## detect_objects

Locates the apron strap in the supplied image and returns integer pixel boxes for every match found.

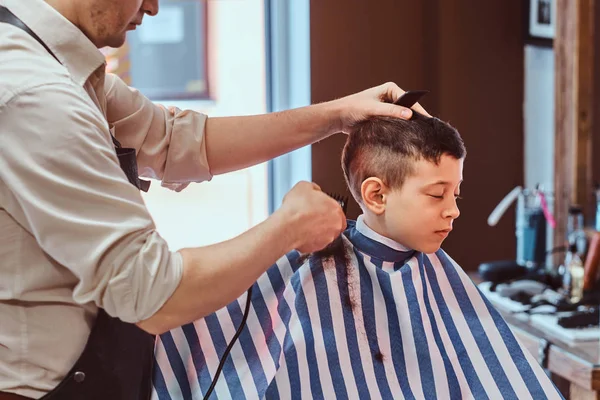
[0,7,155,399]
[0,5,150,192]
[0,6,60,63]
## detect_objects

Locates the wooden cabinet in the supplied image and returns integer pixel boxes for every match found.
[495,305,599,399]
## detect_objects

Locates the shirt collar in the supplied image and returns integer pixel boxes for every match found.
[356,215,412,252]
[344,215,415,263]
[2,0,106,86]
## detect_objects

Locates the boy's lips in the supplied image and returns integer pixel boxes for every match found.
[435,228,452,237]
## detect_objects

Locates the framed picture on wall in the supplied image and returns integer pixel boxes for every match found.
[525,0,555,47]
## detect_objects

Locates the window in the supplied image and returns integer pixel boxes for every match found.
[104,0,269,250]
[265,0,312,212]
[102,0,312,250]
[103,0,209,100]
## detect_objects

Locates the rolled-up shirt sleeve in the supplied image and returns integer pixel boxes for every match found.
[0,81,183,323]
[104,73,212,191]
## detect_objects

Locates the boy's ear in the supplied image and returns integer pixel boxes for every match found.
[361,177,388,215]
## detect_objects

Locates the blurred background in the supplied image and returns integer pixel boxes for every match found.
[99,2,600,395]
[102,0,600,275]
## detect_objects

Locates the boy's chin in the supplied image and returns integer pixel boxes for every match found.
[415,242,442,254]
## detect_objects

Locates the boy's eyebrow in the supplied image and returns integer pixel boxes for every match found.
[425,180,463,187]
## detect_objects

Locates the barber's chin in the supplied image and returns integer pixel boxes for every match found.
[103,34,127,49]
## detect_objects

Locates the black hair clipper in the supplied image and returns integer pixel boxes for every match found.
[327,192,349,215]
[296,192,349,266]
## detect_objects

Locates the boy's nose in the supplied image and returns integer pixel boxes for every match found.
[444,202,460,220]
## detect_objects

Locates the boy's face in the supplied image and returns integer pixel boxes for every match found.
[382,154,463,253]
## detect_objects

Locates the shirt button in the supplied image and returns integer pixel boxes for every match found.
[74,371,86,383]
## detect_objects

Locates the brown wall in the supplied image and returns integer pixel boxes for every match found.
[310,0,525,271]
[593,4,600,213]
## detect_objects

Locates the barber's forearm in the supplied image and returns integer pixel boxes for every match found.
[205,102,341,175]
[136,208,296,335]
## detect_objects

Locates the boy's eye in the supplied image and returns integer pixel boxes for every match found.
[428,194,463,200]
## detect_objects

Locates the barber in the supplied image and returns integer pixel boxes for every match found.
[0,0,426,398]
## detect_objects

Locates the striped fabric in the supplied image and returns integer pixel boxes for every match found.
[153,217,563,399]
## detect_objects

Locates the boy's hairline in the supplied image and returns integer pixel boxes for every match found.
[350,153,465,204]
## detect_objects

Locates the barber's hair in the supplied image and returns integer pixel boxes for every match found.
[341,113,466,203]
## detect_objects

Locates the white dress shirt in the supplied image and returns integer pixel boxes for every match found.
[0,0,213,397]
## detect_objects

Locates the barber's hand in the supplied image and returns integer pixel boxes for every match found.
[332,82,431,133]
[279,181,347,253]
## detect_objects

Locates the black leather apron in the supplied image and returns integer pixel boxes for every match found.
[1,6,155,399]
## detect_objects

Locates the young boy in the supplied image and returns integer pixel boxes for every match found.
[152,115,562,399]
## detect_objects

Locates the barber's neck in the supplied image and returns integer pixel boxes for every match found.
[44,0,80,27]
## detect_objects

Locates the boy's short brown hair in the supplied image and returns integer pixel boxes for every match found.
[341,114,466,203]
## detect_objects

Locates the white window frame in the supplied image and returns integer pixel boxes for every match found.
[265,0,312,213]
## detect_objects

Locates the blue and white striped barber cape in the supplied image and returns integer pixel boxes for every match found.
[153,215,563,399]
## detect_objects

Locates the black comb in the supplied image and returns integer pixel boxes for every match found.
[393,90,431,121]
[393,90,429,108]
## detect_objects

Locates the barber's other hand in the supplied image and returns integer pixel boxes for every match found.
[279,181,347,254]
[332,82,431,133]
